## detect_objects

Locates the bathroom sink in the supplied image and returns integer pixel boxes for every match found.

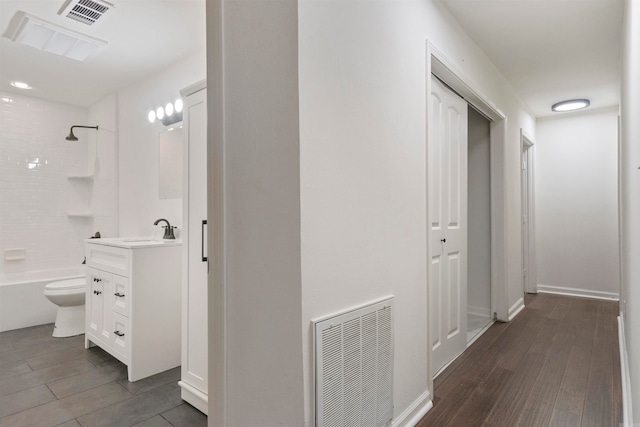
[86,237,181,249]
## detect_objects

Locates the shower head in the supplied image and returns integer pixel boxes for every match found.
[65,125,98,141]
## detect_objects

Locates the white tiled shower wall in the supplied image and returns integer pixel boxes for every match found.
[0,92,91,278]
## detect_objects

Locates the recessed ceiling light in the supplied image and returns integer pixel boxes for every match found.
[551,99,590,112]
[2,97,14,103]
[10,81,31,90]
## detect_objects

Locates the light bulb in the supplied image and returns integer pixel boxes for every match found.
[174,99,183,113]
[148,110,156,123]
[156,106,165,120]
[165,102,174,116]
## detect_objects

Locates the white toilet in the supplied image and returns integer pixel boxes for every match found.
[43,278,86,337]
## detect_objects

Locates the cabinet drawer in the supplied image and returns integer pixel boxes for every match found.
[111,275,129,317]
[87,244,129,277]
[111,312,129,360]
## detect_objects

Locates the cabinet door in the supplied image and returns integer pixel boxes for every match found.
[87,269,103,338]
[87,268,112,344]
[184,87,208,392]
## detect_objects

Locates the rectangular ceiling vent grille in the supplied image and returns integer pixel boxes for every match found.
[58,0,114,26]
[3,11,108,62]
[314,297,394,427]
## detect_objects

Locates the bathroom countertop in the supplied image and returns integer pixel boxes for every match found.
[85,237,182,249]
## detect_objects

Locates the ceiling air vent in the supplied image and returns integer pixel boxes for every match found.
[3,11,108,62]
[58,0,114,26]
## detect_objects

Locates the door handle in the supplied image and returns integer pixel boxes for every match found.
[441,238,446,243]
[202,219,208,262]
[114,331,125,337]
[114,293,125,297]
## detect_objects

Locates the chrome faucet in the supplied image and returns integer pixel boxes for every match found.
[153,218,176,239]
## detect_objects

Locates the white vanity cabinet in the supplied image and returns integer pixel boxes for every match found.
[179,80,208,413]
[85,239,181,382]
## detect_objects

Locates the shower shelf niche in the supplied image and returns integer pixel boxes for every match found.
[67,173,94,219]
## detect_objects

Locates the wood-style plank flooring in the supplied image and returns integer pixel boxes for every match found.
[0,324,207,427]
[418,293,622,427]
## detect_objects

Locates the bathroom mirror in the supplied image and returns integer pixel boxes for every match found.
[158,126,183,199]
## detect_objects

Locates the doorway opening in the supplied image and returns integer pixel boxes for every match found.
[467,106,492,345]
[521,130,537,294]
[426,41,509,386]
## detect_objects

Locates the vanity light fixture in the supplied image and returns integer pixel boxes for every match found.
[10,81,31,89]
[551,99,590,112]
[147,99,183,126]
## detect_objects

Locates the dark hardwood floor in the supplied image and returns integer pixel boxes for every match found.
[418,293,622,427]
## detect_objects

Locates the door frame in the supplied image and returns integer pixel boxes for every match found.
[521,130,537,294]
[426,41,509,389]
[207,1,226,425]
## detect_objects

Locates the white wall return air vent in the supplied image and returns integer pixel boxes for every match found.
[313,297,394,427]
[58,0,114,26]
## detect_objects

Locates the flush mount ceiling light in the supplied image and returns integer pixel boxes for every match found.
[2,11,108,62]
[551,99,590,112]
[10,81,31,89]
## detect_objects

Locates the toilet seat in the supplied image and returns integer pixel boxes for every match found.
[45,278,85,292]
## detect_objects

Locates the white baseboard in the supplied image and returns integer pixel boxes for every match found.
[508,297,525,321]
[392,390,432,427]
[537,284,619,301]
[178,380,208,415]
[618,315,634,427]
[467,305,491,318]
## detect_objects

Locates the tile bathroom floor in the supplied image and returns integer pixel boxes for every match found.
[0,324,206,427]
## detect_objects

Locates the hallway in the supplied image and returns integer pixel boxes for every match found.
[418,293,622,426]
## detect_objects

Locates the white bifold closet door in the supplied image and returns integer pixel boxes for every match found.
[429,75,468,376]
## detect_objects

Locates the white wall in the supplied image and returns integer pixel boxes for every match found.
[299,1,535,424]
[468,107,492,316]
[620,0,640,421]
[0,92,88,278]
[206,0,535,424]
[535,107,620,299]
[118,50,205,237]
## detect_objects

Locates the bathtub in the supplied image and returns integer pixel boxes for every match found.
[0,267,86,332]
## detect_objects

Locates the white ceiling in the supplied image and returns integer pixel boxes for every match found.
[0,0,206,107]
[440,0,624,117]
[0,0,623,117]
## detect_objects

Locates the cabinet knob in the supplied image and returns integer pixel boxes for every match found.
[114,331,125,337]
[114,293,125,298]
